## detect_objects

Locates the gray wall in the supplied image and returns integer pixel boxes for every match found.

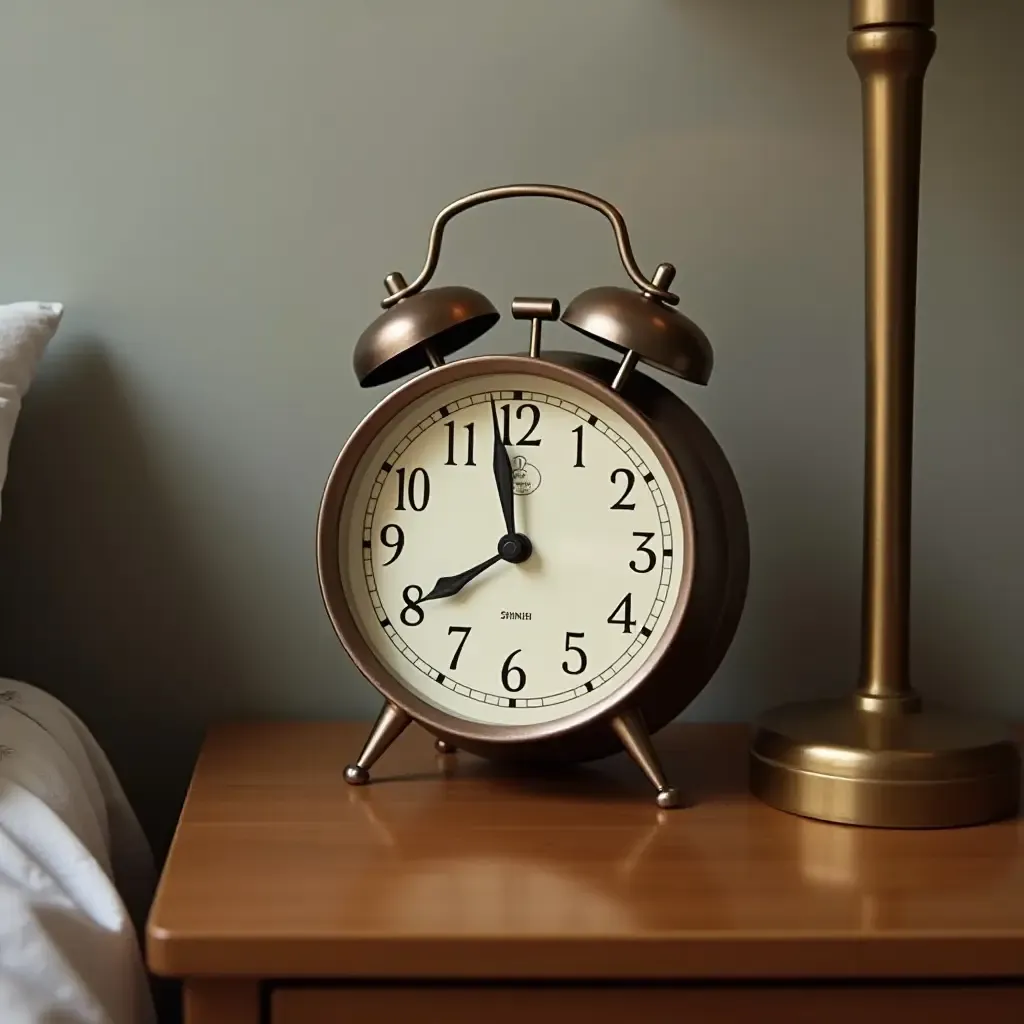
[1,0,1021,848]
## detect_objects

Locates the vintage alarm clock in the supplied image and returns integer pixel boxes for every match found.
[317,185,749,807]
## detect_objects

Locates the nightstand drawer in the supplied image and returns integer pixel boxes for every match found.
[271,984,1024,1023]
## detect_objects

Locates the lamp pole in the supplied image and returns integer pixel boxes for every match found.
[849,0,933,712]
[748,0,1020,829]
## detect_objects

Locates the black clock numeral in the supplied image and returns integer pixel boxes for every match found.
[571,424,585,468]
[447,625,471,670]
[444,420,476,466]
[562,632,588,675]
[379,524,405,565]
[630,531,657,573]
[501,649,527,692]
[395,467,430,511]
[610,468,636,510]
[400,584,425,626]
[500,403,542,446]
[607,593,637,634]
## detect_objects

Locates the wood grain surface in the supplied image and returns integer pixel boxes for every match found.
[146,722,1024,981]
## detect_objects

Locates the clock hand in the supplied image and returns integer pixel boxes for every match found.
[490,397,516,536]
[422,552,503,602]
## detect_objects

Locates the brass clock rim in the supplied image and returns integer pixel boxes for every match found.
[316,354,699,748]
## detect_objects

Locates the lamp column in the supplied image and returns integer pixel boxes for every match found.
[747,0,1020,828]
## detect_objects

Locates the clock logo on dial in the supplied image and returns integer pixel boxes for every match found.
[511,454,541,496]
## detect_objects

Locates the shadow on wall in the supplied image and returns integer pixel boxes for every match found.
[0,336,250,854]
[687,449,863,720]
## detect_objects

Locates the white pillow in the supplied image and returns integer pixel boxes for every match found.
[0,301,63,519]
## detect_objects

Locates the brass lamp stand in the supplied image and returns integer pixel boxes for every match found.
[749,0,1021,827]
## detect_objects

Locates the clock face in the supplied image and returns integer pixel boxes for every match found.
[338,367,687,728]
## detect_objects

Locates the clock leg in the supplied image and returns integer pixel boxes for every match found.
[434,738,458,755]
[610,709,682,809]
[344,702,411,785]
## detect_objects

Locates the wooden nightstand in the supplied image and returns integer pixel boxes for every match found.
[146,722,1024,1023]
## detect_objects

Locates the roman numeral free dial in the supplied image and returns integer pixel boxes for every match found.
[346,372,683,727]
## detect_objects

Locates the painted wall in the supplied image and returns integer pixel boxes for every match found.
[1,0,1021,847]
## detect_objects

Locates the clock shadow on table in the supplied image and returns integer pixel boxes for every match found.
[367,726,742,806]
[344,734,732,933]
[369,759,646,803]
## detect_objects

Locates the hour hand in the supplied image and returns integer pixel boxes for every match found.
[422,553,502,602]
[491,398,516,536]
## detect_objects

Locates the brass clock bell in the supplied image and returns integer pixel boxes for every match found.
[352,184,712,392]
[318,185,749,807]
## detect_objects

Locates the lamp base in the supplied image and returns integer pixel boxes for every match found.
[750,698,1021,828]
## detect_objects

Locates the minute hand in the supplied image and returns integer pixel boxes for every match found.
[491,398,516,535]
[422,553,502,602]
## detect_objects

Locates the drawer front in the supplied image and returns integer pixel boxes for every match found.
[272,984,1024,1024]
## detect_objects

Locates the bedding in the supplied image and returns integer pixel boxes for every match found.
[0,301,63,517]
[2,301,154,1020]
[0,681,156,1023]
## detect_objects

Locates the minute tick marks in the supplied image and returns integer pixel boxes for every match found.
[353,375,682,724]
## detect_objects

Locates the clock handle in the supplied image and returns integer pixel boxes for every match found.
[355,182,710,390]
[378,184,680,310]
[610,708,682,810]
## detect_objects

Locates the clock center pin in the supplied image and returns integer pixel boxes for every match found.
[498,533,532,565]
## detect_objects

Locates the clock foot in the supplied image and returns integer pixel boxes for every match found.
[656,786,682,810]
[610,709,683,809]
[434,738,458,755]
[344,702,412,786]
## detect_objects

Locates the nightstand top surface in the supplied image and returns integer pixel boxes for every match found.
[146,721,1024,980]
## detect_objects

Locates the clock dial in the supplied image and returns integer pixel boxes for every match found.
[340,371,687,727]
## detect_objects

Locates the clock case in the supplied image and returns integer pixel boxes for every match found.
[317,185,750,807]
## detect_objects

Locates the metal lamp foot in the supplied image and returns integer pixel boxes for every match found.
[434,738,458,755]
[344,702,411,785]
[610,709,682,809]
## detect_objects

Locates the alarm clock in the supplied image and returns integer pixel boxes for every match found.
[317,185,749,807]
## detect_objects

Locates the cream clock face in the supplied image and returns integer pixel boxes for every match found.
[340,370,686,727]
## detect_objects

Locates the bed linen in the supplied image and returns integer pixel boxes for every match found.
[0,680,156,1023]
